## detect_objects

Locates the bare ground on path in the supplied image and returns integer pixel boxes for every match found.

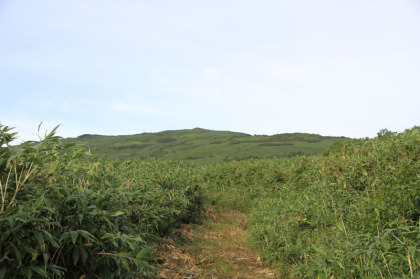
[154,206,277,279]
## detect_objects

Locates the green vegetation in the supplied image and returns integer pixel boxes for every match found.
[200,127,420,278]
[1,122,418,278]
[0,124,201,278]
[66,128,349,164]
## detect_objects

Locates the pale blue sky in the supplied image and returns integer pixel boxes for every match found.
[1,0,419,142]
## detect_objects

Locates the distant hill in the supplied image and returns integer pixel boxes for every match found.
[65,128,350,164]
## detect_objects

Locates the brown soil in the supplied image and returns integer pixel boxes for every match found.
[153,206,277,279]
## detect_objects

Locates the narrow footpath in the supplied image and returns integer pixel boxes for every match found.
[154,206,277,279]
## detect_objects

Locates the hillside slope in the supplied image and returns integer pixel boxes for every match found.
[66,128,349,163]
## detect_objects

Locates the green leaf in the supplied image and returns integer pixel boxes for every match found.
[80,246,88,264]
[42,252,49,266]
[59,232,69,242]
[361,167,368,176]
[132,236,143,242]
[136,246,153,260]
[111,211,125,217]
[34,194,44,208]
[73,247,80,265]
[374,208,380,218]
[120,257,130,271]
[30,266,48,278]
[48,265,65,277]
[34,231,44,249]
[78,230,96,242]
[312,244,327,256]
[70,231,78,245]
[408,246,416,258]
[42,230,58,248]
[336,219,345,232]
[101,233,114,240]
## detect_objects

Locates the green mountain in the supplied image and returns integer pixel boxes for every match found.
[67,128,350,164]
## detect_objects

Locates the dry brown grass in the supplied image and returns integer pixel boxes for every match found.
[153,206,277,279]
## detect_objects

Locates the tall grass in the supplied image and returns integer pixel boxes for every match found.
[0,123,201,278]
[2,122,418,278]
[200,127,420,278]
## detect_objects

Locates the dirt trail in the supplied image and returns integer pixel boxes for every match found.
[154,206,277,279]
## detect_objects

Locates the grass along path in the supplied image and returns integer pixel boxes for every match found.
[154,206,277,279]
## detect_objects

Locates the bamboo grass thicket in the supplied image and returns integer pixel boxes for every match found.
[199,127,419,278]
[1,123,418,278]
[0,123,202,278]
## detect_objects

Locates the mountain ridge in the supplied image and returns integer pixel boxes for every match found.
[66,128,350,164]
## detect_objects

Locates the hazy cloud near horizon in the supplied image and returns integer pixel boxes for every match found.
[1,0,419,142]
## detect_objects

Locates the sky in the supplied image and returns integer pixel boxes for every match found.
[1,0,419,142]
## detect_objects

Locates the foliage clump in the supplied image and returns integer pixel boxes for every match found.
[2,122,419,278]
[199,127,420,278]
[0,123,201,278]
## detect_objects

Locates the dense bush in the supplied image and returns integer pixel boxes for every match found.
[200,127,420,278]
[2,122,418,278]
[0,124,201,278]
